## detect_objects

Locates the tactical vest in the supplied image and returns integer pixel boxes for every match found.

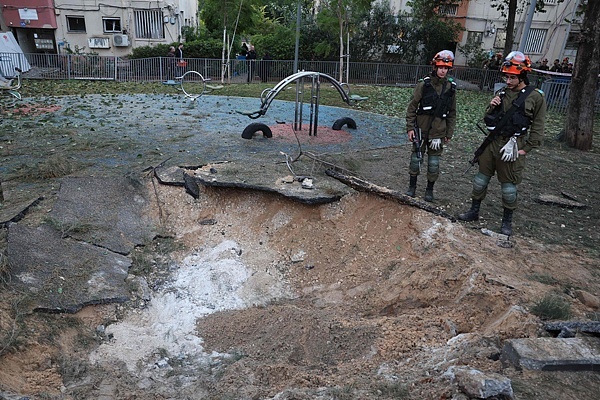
[484,86,535,137]
[417,76,456,119]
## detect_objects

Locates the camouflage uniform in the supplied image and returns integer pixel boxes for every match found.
[472,87,546,210]
[405,74,457,183]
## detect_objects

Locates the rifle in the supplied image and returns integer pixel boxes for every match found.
[413,124,424,163]
[464,86,535,174]
[463,122,494,174]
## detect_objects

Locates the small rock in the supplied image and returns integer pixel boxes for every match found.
[574,290,600,309]
[447,366,513,399]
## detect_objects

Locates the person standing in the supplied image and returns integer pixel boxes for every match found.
[246,45,257,83]
[549,59,561,72]
[405,50,457,202]
[175,43,186,75]
[458,51,546,236]
[166,46,176,80]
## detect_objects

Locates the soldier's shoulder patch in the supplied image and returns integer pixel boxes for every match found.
[535,88,545,96]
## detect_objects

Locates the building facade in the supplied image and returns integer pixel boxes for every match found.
[388,0,582,66]
[0,0,198,56]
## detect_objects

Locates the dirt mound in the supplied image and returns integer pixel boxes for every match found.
[1,182,599,399]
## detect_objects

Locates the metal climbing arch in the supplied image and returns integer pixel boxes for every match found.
[238,71,367,137]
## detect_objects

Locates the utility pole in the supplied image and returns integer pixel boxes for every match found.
[293,1,301,74]
[518,0,537,53]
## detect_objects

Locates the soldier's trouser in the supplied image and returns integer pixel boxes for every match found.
[473,140,526,209]
[409,141,443,182]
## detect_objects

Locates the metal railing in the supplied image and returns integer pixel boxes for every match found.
[1,52,598,114]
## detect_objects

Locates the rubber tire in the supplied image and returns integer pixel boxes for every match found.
[332,117,357,130]
[241,123,273,139]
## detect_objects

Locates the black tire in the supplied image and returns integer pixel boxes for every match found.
[241,123,272,139]
[332,117,357,130]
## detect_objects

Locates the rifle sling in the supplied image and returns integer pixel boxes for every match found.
[471,85,535,164]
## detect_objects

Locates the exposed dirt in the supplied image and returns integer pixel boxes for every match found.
[1,94,599,399]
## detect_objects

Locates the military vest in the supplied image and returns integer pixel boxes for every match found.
[417,76,456,119]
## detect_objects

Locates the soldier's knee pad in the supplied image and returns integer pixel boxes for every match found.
[409,153,421,174]
[473,172,491,195]
[501,182,518,205]
[427,155,440,175]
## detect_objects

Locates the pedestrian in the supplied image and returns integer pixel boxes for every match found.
[566,62,574,74]
[175,43,186,75]
[549,59,561,72]
[405,50,457,202]
[166,46,176,80]
[175,43,184,59]
[487,52,503,70]
[458,51,546,236]
[537,58,549,71]
[246,45,257,83]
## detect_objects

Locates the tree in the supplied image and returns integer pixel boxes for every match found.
[350,1,402,61]
[565,0,600,150]
[393,0,462,65]
[316,0,372,81]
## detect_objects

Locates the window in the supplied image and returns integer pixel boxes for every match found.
[493,28,506,49]
[103,18,121,33]
[134,9,164,39]
[438,3,459,16]
[524,28,547,53]
[466,31,483,44]
[66,16,86,32]
[565,31,580,50]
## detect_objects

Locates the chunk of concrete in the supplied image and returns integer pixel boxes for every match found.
[8,223,131,313]
[444,366,513,399]
[502,337,600,371]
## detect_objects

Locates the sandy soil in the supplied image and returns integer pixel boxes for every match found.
[1,94,599,399]
[1,182,599,399]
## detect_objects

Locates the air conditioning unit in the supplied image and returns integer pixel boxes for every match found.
[113,34,130,47]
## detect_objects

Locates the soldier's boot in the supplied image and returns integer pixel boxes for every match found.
[458,199,481,221]
[406,176,417,197]
[501,208,513,236]
[424,181,435,202]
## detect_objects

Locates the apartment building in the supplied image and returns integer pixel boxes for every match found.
[388,0,582,66]
[0,0,198,56]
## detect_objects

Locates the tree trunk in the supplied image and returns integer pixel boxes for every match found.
[565,0,600,151]
[503,0,518,55]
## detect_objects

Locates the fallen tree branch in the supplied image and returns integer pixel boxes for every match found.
[325,169,457,222]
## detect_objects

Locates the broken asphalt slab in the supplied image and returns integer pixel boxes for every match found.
[7,176,158,313]
[47,176,157,254]
[8,223,131,313]
[501,336,600,371]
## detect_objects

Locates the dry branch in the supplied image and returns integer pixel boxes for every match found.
[325,169,457,222]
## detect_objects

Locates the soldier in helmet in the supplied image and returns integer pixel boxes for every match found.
[405,50,457,202]
[458,51,546,236]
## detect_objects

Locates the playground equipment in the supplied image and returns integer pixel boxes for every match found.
[1,67,22,104]
[163,70,223,103]
[238,71,367,139]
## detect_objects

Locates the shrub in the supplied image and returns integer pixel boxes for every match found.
[530,293,572,320]
[130,38,223,59]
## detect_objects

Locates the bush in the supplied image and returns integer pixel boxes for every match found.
[530,293,572,321]
[130,38,224,59]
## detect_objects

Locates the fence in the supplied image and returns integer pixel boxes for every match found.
[1,52,598,114]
